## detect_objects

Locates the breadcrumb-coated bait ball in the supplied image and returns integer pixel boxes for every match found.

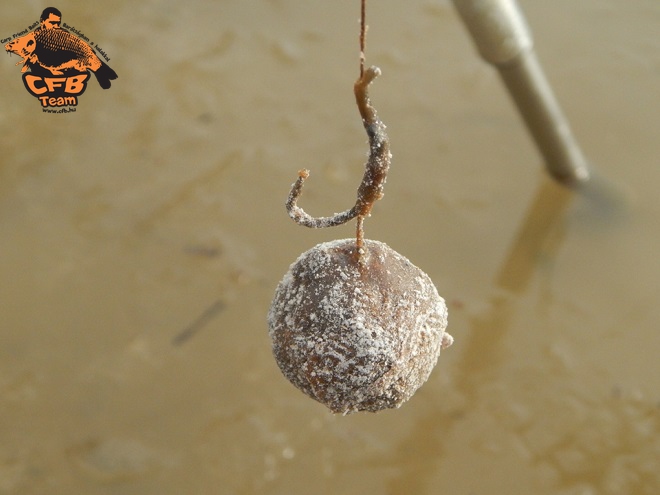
[268,239,453,414]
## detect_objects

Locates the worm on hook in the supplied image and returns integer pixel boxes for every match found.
[286,66,391,250]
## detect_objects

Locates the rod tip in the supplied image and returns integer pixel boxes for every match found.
[549,163,591,189]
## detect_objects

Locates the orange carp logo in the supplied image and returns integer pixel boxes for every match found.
[3,7,117,113]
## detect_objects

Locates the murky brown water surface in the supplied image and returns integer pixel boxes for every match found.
[1,1,659,494]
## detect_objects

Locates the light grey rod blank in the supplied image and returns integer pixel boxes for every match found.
[452,0,590,186]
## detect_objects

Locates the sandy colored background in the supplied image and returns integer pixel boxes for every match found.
[1,1,659,494]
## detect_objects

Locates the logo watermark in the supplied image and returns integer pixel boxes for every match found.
[3,7,117,112]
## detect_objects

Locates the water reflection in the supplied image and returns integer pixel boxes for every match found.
[388,176,575,493]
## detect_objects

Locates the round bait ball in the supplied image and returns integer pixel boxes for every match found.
[268,239,453,414]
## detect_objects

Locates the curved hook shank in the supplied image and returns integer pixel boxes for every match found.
[354,66,391,216]
[286,169,359,228]
[285,65,391,232]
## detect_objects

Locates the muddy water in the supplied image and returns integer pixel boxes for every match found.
[1,1,659,494]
